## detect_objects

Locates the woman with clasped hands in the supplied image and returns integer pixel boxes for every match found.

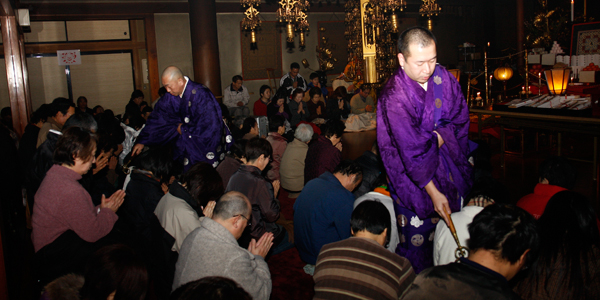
[32,127,126,286]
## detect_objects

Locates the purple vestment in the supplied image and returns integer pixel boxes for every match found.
[136,79,232,169]
[377,65,472,272]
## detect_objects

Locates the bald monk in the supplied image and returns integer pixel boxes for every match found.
[132,66,232,169]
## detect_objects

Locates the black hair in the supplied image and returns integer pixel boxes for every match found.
[51,97,75,117]
[268,115,285,132]
[64,112,98,133]
[538,156,576,189]
[259,85,271,97]
[464,176,509,206]
[290,62,300,70]
[130,146,174,183]
[54,126,97,166]
[0,107,10,118]
[158,87,167,97]
[80,244,148,300]
[308,86,322,98]
[245,137,272,162]
[77,96,87,105]
[232,75,243,82]
[467,204,539,268]
[181,162,224,208]
[331,86,349,101]
[397,26,437,56]
[333,160,363,183]
[141,106,153,114]
[519,191,600,299]
[360,83,372,92]
[309,72,319,80]
[229,139,247,160]
[31,104,52,124]
[93,105,104,114]
[290,88,305,101]
[130,90,144,100]
[240,117,257,136]
[351,200,391,241]
[321,119,345,139]
[170,277,252,300]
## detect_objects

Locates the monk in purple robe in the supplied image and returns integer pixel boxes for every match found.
[132,66,232,170]
[377,27,472,272]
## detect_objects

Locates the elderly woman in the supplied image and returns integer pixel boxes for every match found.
[279,123,314,194]
[32,127,125,286]
[155,162,225,252]
[288,89,308,127]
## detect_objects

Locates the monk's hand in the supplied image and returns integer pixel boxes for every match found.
[101,190,126,213]
[433,130,445,148]
[201,201,216,219]
[131,144,144,156]
[425,181,451,225]
[177,123,183,135]
[249,232,274,259]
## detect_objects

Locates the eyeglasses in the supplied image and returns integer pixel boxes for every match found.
[235,214,251,227]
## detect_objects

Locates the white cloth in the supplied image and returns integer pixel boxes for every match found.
[119,123,143,165]
[154,191,201,252]
[353,191,399,253]
[433,205,484,266]
[344,112,377,132]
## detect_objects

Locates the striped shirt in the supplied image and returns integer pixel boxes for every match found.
[313,237,416,300]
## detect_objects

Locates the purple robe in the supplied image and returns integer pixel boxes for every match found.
[136,79,232,169]
[377,65,472,219]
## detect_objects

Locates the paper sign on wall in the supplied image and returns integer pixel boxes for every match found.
[57,50,81,65]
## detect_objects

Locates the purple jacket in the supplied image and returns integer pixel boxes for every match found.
[136,79,232,169]
[304,135,341,184]
[377,65,472,218]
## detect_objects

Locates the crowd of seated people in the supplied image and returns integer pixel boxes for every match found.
[2,74,599,300]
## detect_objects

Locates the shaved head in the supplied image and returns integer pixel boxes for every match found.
[397,26,437,58]
[161,66,186,96]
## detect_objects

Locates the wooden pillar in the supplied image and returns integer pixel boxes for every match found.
[144,15,160,102]
[516,0,525,68]
[1,13,31,136]
[188,0,222,97]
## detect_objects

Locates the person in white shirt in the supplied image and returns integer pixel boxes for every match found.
[223,75,250,119]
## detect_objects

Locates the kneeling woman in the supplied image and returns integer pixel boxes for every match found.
[32,127,125,286]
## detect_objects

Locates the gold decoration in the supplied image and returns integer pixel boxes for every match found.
[241,0,261,50]
[276,0,310,48]
[419,0,441,31]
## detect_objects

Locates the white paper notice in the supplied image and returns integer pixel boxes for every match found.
[57,50,81,65]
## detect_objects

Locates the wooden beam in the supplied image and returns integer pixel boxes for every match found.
[25,40,146,55]
[24,3,189,20]
[144,15,160,102]
[0,0,14,17]
[2,15,30,136]
[130,20,143,91]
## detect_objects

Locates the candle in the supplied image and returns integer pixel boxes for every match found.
[538,72,542,95]
[489,75,493,86]
[571,0,574,22]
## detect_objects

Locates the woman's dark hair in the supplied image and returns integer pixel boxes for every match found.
[32,104,52,124]
[538,156,576,190]
[130,146,174,183]
[240,117,257,135]
[519,191,600,299]
[93,105,104,114]
[122,112,145,130]
[54,127,97,166]
[321,119,345,139]
[468,204,539,268]
[130,89,144,100]
[331,86,349,101]
[259,85,271,97]
[181,162,224,208]
[268,115,285,132]
[170,277,251,300]
[308,86,322,98]
[79,244,148,300]
[245,137,272,162]
[351,200,391,241]
[290,88,304,101]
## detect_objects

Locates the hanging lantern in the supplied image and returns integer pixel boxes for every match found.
[544,68,571,95]
[493,66,513,81]
[299,31,306,49]
[286,23,294,42]
[250,30,257,50]
[391,14,399,33]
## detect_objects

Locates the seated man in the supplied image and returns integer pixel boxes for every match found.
[350,84,375,115]
[433,176,508,266]
[223,75,250,119]
[402,204,539,300]
[280,62,307,97]
[265,115,287,181]
[517,156,576,219]
[353,176,399,253]
[226,137,291,254]
[279,123,313,195]
[173,191,273,300]
[304,119,345,184]
[314,200,416,300]
[294,160,363,266]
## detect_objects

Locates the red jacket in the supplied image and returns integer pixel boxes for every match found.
[253,99,268,116]
[517,183,566,219]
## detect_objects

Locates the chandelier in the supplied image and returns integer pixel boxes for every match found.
[419,0,441,31]
[345,0,405,85]
[241,0,261,50]
[276,0,311,49]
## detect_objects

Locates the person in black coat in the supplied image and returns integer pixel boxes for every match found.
[353,142,384,199]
